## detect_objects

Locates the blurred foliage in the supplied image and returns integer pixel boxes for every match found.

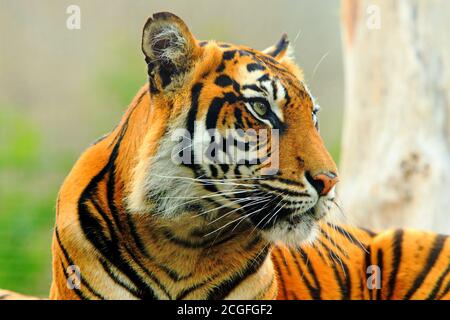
[95,40,146,108]
[0,106,55,296]
[0,109,40,170]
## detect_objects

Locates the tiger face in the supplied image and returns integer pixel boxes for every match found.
[129,12,338,246]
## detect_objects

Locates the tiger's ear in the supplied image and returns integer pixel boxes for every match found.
[263,34,303,79]
[142,12,202,93]
[263,33,293,62]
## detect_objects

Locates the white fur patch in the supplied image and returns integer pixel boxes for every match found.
[263,219,318,248]
[150,24,187,65]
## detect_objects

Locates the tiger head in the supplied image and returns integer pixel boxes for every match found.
[128,12,338,247]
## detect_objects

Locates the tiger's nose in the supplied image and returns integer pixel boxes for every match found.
[306,172,339,196]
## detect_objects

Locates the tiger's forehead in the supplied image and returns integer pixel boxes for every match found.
[200,41,288,77]
[197,40,314,110]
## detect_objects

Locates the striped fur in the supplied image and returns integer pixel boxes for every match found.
[273,224,450,300]
[3,224,450,300]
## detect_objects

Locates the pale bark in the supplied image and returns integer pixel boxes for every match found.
[340,0,450,233]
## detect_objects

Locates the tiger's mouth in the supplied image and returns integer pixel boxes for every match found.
[257,206,322,247]
[234,193,327,246]
[245,201,323,230]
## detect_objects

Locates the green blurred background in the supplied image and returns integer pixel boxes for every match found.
[0,0,343,296]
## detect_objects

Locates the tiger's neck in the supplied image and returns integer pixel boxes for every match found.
[53,199,278,299]
[125,213,278,299]
[51,86,278,300]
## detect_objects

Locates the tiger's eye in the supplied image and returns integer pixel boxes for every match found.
[252,102,268,117]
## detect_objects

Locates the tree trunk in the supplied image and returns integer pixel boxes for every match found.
[340,0,450,233]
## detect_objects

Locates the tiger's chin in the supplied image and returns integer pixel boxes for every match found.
[261,214,319,248]
[256,203,329,248]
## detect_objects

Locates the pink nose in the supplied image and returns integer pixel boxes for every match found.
[308,172,339,196]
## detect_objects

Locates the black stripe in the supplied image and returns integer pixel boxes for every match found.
[358,269,366,299]
[77,130,159,299]
[293,248,321,299]
[84,196,165,297]
[234,107,245,130]
[271,253,288,298]
[289,290,299,300]
[275,247,291,276]
[55,228,105,300]
[245,235,264,251]
[365,244,375,300]
[99,259,141,298]
[123,244,172,298]
[257,74,270,83]
[94,101,187,296]
[311,241,327,264]
[272,80,279,102]
[317,239,351,300]
[60,260,86,300]
[176,272,222,300]
[439,278,450,299]
[89,197,115,241]
[161,228,236,249]
[376,249,383,300]
[207,246,269,299]
[186,83,202,144]
[320,228,349,258]
[269,35,288,58]
[185,83,203,178]
[242,84,264,93]
[264,176,304,188]
[215,75,233,87]
[126,212,151,259]
[427,263,450,300]
[127,216,193,282]
[247,63,266,72]
[216,62,225,73]
[259,182,310,198]
[206,93,238,130]
[326,223,364,248]
[106,163,123,233]
[404,234,447,300]
[209,164,218,177]
[361,227,377,237]
[219,164,229,175]
[222,50,236,60]
[386,230,403,300]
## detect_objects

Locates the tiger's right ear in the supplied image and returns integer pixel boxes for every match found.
[142,12,202,93]
[263,33,292,62]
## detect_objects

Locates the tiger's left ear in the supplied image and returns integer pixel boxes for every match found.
[263,34,293,62]
[142,12,202,93]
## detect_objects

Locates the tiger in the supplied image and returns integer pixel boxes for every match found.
[1,12,450,300]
